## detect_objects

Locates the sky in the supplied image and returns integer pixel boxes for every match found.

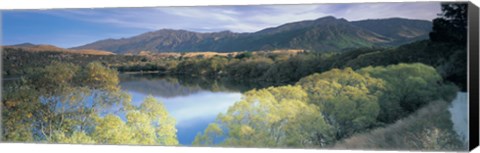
[1,2,442,48]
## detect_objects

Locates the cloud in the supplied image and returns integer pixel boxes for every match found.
[246,5,330,26]
[315,2,441,21]
[4,2,442,47]
[41,2,440,33]
[42,8,173,30]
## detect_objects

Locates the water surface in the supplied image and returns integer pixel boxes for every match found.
[119,74,245,145]
[448,92,468,144]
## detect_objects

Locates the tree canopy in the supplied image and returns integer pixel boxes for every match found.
[193,85,333,148]
[194,63,458,148]
[429,3,468,44]
[2,62,179,145]
[296,68,384,139]
[358,63,458,123]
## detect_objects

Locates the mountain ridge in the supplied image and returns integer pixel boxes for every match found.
[72,16,433,54]
[4,43,115,55]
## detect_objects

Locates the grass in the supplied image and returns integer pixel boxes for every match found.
[140,49,304,59]
[3,45,115,55]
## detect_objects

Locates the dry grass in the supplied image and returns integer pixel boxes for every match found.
[334,101,466,151]
[69,49,115,55]
[3,45,115,55]
[142,49,304,59]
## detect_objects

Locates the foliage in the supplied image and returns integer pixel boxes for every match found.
[1,62,178,145]
[193,62,458,149]
[192,123,224,146]
[1,3,468,148]
[91,96,178,145]
[358,63,458,123]
[429,3,468,44]
[193,85,333,148]
[428,2,468,91]
[79,62,120,91]
[2,47,144,76]
[297,68,384,139]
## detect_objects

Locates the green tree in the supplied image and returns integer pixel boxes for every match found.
[135,96,178,145]
[51,96,178,145]
[52,131,96,144]
[1,80,39,142]
[92,114,135,144]
[358,63,457,123]
[193,85,333,147]
[429,3,468,44]
[235,52,253,59]
[78,62,120,92]
[226,57,273,80]
[428,3,468,91]
[296,68,385,139]
[192,123,224,146]
[2,62,179,145]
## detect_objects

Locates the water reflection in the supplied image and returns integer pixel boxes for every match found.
[120,74,204,98]
[119,74,247,145]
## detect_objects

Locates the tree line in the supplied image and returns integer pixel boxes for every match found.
[191,63,461,149]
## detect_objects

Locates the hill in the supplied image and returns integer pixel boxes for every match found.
[5,43,115,55]
[351,18,432,46]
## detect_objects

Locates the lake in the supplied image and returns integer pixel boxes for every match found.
[2,74,469,146]
[118,74,248,145]
[120,74,471,146]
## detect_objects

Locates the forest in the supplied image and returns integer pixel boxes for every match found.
[1,2,469,151]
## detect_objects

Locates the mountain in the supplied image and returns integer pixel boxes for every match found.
[351,18,433,46]
[73,16,432,54]
[5,43,115,55]
[10,43,37,48]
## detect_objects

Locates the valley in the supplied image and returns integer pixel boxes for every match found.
[1,2,470,151]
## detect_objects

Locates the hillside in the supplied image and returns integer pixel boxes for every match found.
[351,18,432,45]
[2,45,141,76]
[73,16,432,54]
[5,43,115,55]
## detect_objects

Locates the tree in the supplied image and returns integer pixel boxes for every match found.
[2,61,124,142]
[192,123,224,146]
[358,63,458,123]
[53,131,96,144]
[92,114,135,144]
[2,79,39,142]
[193,85,333,147]
[2,62,179,145]
[296,68,385,139]
[51,96,178,145]
[135,96,178,145]
[427,3,468,91]
[78,62,120,92]
[429,3,468,44]
[235,52,253,59]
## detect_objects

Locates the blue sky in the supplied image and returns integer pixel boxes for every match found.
[2,2,441,48]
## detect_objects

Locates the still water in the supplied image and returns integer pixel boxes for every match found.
[118,74,247,145]
[448,92,468,144]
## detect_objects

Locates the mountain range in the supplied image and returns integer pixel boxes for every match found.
[69,16,432,54]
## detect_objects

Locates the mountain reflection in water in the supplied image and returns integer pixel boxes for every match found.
[119,74,253,145]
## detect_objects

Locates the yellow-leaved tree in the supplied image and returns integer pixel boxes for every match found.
[193,85,333,148]
[2,62,179,146]
[296,68,385,140]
